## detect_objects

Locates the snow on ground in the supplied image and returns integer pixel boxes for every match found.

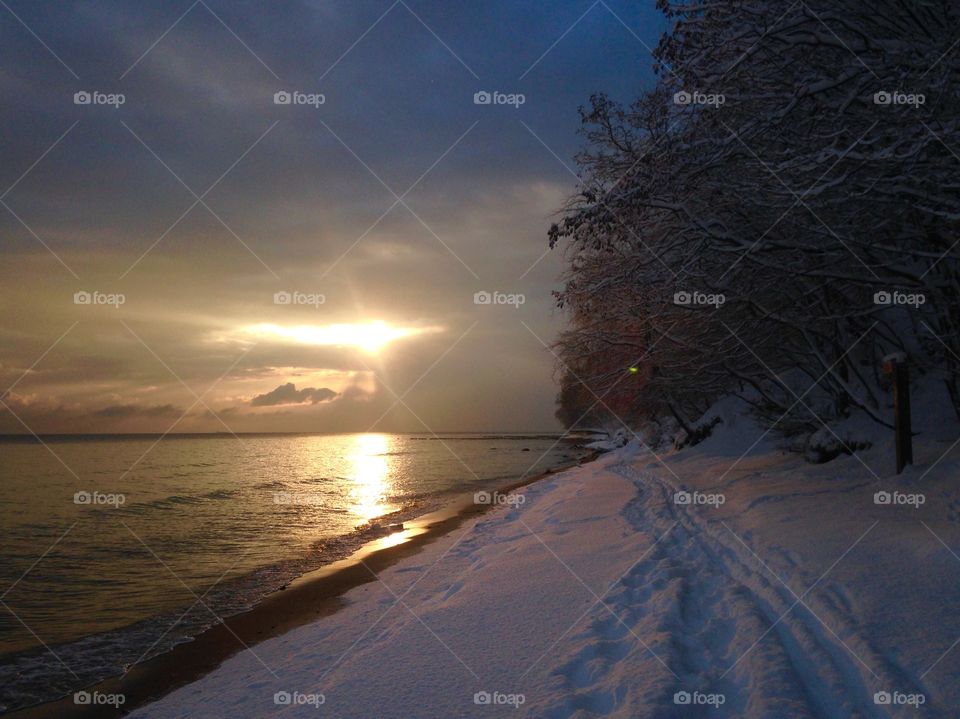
[133,387,960,718]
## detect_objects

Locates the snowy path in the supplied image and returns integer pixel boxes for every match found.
[132,442,960,718]
[603,461,905,719]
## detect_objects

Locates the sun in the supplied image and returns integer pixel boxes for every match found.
[241,321,439,354]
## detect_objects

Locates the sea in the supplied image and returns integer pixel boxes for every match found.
[0,432,586,712]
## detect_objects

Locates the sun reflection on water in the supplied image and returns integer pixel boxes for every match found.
[347,433,393,521]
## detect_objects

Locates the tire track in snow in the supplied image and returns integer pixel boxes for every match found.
[533,460,936,718]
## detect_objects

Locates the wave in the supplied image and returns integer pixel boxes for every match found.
[253,480,286,489]
[199,488,238,500]
[0,497,436,712]
[118,492,226,515]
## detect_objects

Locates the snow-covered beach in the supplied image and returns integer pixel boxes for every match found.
[125,393,960,718]
[4,1,960,717]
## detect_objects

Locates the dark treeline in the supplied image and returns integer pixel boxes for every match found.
[551,0,960,446]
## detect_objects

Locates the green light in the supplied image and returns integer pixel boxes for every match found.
[628,367,638,374]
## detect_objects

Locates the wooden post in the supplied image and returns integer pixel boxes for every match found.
[883,352,913,474]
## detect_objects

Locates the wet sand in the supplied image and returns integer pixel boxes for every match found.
[6,455,595,718]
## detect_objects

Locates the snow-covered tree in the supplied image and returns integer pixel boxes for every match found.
[552,0,960,441]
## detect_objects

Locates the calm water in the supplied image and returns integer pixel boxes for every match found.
[0,432,583,711]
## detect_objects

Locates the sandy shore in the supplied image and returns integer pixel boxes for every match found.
[7,455,596,719]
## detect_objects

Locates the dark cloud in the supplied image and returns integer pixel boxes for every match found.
[92,403,184,418]
[250,383,338,407]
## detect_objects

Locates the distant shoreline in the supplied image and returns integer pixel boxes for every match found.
[0,431,575,442]
[5,450,598,719]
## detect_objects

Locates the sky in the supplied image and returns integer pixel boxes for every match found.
[0,0,665,434]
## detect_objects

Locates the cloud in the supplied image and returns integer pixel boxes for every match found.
[92,404,184,419]
[250,383,338,407]
[0,1,666,435]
